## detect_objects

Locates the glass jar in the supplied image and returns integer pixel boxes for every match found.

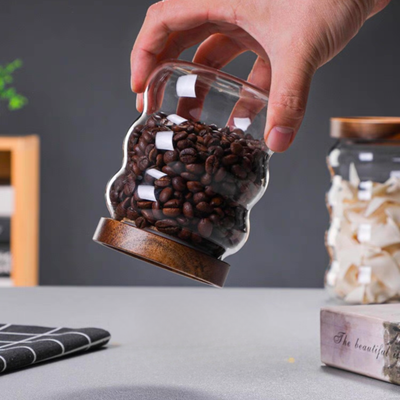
[94,60,271,286]
[325,117,400,303]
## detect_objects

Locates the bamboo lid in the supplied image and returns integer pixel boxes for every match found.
[93,218,230,287]
[330,117,400,140]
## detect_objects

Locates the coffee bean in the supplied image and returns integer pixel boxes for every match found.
[163,150,178,164]
[208,146,224,158]
[138,156,150,171]
[141,209,156,224]
[187,181,204,193]
[196,202,213,214]
[177,139,193,150]
[149,147,158,163]
[172,176,186,191]
[214,167,227,182]
[180,148,198,164]
[231,164,247,180]
[178,228,192,240]
[186,164,204,175]
[211,196,223,207]
[123,180,136,196]
[156,154,164,168]
[152,201,164,219]
[164,199,182,208]
[156,219,179,228]
[137,201,153,209]
[181,172,198,181]
[135,217,147,229]
[230,142,244,155]
[222,154,239,166]
[204,186,216,197]
[193,192,208,204]
[142,130,153,143]
[173,131,188,142]
[200,173,212,186]
[191,232,203,244]
[154,176,171,188]
[127,207,140,220]
[183,202,194,218]
[162,166,177,177]
[198,218,213,238]
[205,155,219,174]
[159,187,173,203]
[163,208,181,217]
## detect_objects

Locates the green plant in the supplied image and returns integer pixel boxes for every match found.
[0,59,28,111]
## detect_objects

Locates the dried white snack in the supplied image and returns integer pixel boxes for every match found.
[326,174,400,304]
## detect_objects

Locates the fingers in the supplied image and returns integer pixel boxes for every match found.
[193,34,246,68]
[136,93,144,113]
[228,56,271,128]
[131,0,237,93]
[265,57,315,152]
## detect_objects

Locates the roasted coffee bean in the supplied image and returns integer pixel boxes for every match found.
[200,173,212,185]
[209,214,220,225]
[135,216,147,229]
[163,208,181,217]
[156,219,179,228]
[180,148,198,164]
[196,202,213,214]
[191,232,203,244]
[159,187,173,203]
[149,147,158,162]
[144,174,155,184]
[152,201,164,219]
[222,154,239,166]
[177,139,193,150]
[181,172,198,181]
[137,201,153,209]
[174,191,183,200]
[230,142,244,155]
[187,181,204,193]
[178,228,192,240]
[146,117,157,128]
[208,146,224,158]
[205,155,219,174]
[176,217,190,226]
[198,218,213,238]
[156,154,164,168]
[172,176,186,191]
[186,163,204,175]
[204,186,216,197]
[214,167,227,182]
[163,150,178,164]
[183,202,194,218]
[162,166,177,177]
[127,207,140,220]
[164,199,182,208]
[139,139,147,153]
[142,130,154,143]
[154,176,171,188]
[193,192,208,204]
[141,209,156,225]
[196,143,208,153]
[110,190,119,202]
[138,156,150,171]
[173,131,188,142]
[231,164,247,180]
[187,133,197,142]
[211,196,223,207]
[171,161,185,174]
[156,219,180,235]
[133,163,142,176]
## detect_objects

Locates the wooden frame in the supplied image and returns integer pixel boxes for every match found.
[0,136,40,286]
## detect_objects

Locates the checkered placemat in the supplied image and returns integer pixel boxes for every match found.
[0,323,111,373]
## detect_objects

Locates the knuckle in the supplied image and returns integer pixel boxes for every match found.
[270,91,306,120]
[146,2,163,19]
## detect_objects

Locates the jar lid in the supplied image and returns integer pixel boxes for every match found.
[330,117,400,140]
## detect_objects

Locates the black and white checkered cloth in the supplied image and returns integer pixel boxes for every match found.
[0,323,111,373]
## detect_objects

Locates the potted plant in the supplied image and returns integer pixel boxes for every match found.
[0,59,28,111]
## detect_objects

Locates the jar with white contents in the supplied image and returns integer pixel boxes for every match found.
[326,117,400,304]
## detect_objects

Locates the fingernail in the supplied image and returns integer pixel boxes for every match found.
[266,126,294,152]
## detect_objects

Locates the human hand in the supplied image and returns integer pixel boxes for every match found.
[130,0,390,152]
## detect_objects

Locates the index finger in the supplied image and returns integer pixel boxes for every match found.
[130,0,239,92]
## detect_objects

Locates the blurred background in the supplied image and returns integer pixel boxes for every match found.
[0,0,399,287]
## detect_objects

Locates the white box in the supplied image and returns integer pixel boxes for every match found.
[0,186,14,217]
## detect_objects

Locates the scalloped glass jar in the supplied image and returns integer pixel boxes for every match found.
[106,60,271,260]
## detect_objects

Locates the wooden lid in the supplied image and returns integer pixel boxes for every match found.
[93,217,230,287]
[330,117,400,140]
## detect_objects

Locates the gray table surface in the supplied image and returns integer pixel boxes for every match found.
[0,287,399,399]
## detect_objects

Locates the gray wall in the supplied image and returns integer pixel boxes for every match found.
[1,0,399,287]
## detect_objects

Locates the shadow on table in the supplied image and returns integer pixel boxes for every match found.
[321,365,400,392]
[47,385,220,400]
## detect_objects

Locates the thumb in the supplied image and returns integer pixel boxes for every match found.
[265,57,314,152]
